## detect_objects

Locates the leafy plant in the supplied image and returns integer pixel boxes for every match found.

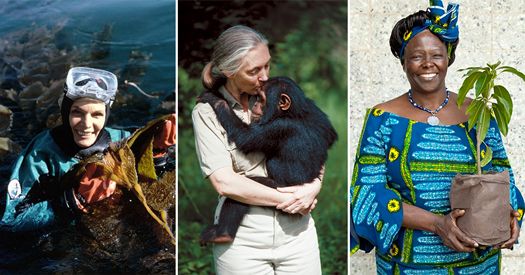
[457,62,525,174]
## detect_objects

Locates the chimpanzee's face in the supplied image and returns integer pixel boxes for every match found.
[250,95,264,122]
[229,44,271,96]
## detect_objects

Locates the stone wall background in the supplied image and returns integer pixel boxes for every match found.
[349,0,525,273]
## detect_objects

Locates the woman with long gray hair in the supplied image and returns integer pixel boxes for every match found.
[192,25,322,274]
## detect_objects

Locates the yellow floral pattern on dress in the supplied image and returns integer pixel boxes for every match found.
[518,209,524,221]
[376,220,383,232]
[481,149,486,159]
[387,199,400,213]
[390,243,399,256]
[373,109,384,116]
[389,147,400,162]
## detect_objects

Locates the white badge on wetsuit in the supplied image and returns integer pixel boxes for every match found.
[7,179,21,199]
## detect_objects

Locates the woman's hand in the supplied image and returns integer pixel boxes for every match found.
[433,209,479,252]
[275,178,321,215]
[496,210,521,250]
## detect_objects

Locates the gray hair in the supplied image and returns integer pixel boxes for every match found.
[202,25,268,89]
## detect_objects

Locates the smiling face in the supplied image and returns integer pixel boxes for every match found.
[403,30,448,95]
[69,97,106,148]
[226,43,271,96]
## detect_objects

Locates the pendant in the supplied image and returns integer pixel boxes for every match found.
[427,115,440,126]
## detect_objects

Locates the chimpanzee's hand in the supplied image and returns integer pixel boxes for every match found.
[198,91,228,110]
[276,178,321,215]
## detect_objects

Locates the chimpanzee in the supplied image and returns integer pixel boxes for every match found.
[197,76,338,243]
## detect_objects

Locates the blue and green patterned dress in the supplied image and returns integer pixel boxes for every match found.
[350,108,524,274]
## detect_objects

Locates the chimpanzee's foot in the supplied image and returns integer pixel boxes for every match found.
[209,235,234,243]
[201,226,234,245]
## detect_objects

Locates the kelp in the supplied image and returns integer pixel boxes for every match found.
[70,114,176,245]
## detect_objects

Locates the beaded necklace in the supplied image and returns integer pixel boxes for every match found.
[408,89,450,126]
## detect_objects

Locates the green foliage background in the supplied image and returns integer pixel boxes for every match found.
[178,1,347,274]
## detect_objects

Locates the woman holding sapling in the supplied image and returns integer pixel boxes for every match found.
[350,0,524,273]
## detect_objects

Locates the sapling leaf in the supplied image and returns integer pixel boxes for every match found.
[487,61,501,70]
[493,85,513,119]
[485,79,494,98]
[494,85,514,119]
[494,99,510,125]
[477,105,491,143]
[460,68,484,78]
[457,71,481,107]
[474,72,490,98]
[467,100,484,131]
[493,103,509,136]
[499,66,525,83]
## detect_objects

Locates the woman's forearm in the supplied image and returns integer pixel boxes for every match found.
[209,166,290,206]
[402,202,440,233]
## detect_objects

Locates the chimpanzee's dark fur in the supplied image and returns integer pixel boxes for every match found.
[197,76,337,243]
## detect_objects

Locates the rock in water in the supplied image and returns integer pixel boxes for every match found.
[120,50,152,84]
[0,137,21,160]
[0,104,13,135]
[91,24,112,60]
[18,81,45,111]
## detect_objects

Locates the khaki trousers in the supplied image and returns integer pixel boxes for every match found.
[213,206,321,275]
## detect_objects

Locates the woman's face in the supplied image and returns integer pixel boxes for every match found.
[227,43,271,96]
[69,98,106,148]
[403,30,448,94]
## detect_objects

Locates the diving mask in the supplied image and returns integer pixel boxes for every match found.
[65,67,118,105]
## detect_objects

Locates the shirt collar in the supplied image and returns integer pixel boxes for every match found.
[218,86,242,110]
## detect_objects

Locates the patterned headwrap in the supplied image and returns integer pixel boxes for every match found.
[399,0,459,59]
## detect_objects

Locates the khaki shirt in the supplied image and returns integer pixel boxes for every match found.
[192,86,267,178]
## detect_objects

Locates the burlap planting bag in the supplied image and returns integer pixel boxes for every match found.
[449,170,511,246]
